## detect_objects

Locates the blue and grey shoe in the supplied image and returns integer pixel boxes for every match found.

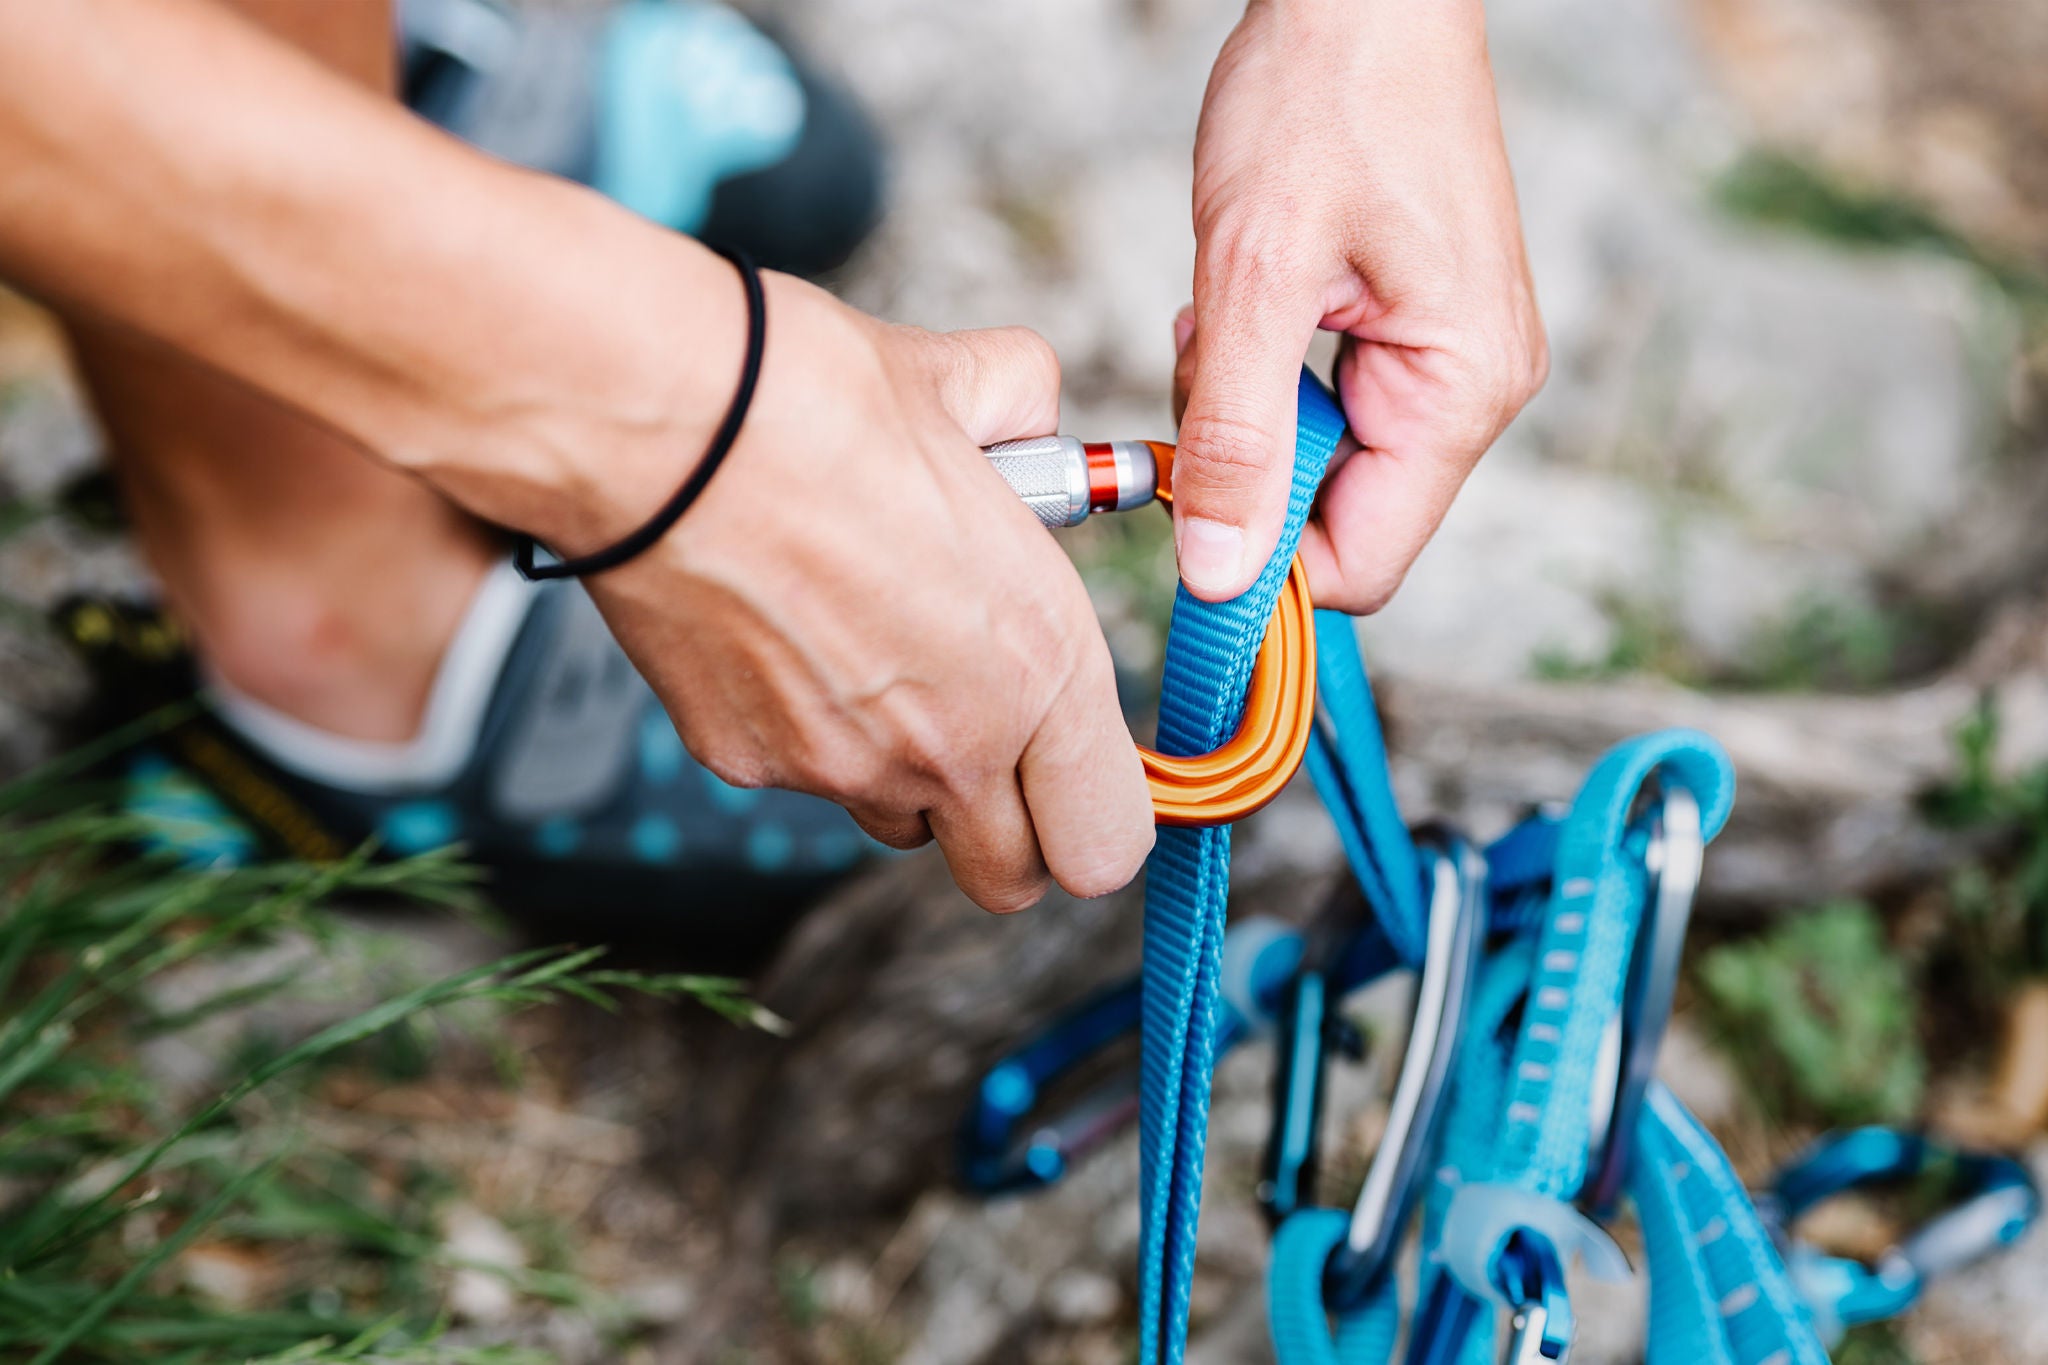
[400,0,884,277]
[57,567,876,963]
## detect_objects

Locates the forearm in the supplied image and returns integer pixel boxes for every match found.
[0,0,736,545]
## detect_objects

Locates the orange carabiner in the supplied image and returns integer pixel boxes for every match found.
[1136,443,1317,828]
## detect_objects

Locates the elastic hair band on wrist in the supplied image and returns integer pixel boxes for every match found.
[514,243,764,581]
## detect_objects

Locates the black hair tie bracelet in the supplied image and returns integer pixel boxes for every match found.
[513,243,764,581]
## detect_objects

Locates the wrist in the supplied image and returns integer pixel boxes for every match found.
[374,178,746,557]
[1250,0,1487,49]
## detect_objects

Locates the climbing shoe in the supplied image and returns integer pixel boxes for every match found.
[55,565,876,965]
[400,0,885,277]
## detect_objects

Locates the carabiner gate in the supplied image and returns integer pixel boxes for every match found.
[1321,827,1488,1310]
[1581,779,1704,1216]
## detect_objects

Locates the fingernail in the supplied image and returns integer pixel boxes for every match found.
[1172,310,1195,356]
[1176,517,1244,596]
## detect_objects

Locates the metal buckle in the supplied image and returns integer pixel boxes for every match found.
[1759,1126,2040,1338]
[1580,780,1704,1216]
[1318,828,1488,1310]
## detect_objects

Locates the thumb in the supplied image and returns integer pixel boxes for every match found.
[920,324,1063,446]
[1172,259,1323,601]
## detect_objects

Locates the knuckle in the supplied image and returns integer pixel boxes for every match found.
[866,817,931,852]
[791,744,884,807]
[884,696,984,799]
[1523,328,1552,404]
[1330,578,1400,617]
[1002,326,1061,393]
[1480,315,1550,418]
[1175,408,1279,493]
[693,740,774,793]
[1324,556,1410,617]
[1053,838,1150,900]
[1201,209,1303,296]
[897,323,969,397]
[977,873,1052,916]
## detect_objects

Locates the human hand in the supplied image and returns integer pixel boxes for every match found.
[1172,0,1546,611]
[569,269,1154,914]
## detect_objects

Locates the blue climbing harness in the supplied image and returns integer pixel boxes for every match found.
[961,372,2039,1364]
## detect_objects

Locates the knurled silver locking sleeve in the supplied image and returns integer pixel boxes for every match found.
[981,437,1158,528]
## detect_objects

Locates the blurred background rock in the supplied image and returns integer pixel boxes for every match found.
[5,0,2048,1361]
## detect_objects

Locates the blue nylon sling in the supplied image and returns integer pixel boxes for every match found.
[1137,369,1345,1363]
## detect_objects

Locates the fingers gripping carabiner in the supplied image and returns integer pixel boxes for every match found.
[983,437,1318,827]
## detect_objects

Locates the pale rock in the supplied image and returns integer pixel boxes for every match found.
[1041,1268,1120,1326]
[440,1203,527,1325]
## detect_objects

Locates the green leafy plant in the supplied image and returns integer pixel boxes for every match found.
[1697,900,1925,1125]
[1834,1322,1918,1365]
[1734,595,1927,694]
[1533,588,1936,694]
[1922,701,2048,996]
[1716,149,2048,320]
[0,733,777,1364]
[1532,591,1697,685]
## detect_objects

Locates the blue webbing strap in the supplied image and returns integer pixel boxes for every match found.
[1304,610,1426,960]
[1258,578,1436,1365]
[1631,1086,1831,1365]
[1271,1207,1401,1364]
[1137,370,1345,1364]
[1139,379,1825,1365]
[1491,734,1734,1193]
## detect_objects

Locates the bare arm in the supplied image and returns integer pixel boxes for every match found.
[0,0,738,549]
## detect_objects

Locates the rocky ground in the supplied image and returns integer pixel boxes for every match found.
[6,0,2048,1360]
